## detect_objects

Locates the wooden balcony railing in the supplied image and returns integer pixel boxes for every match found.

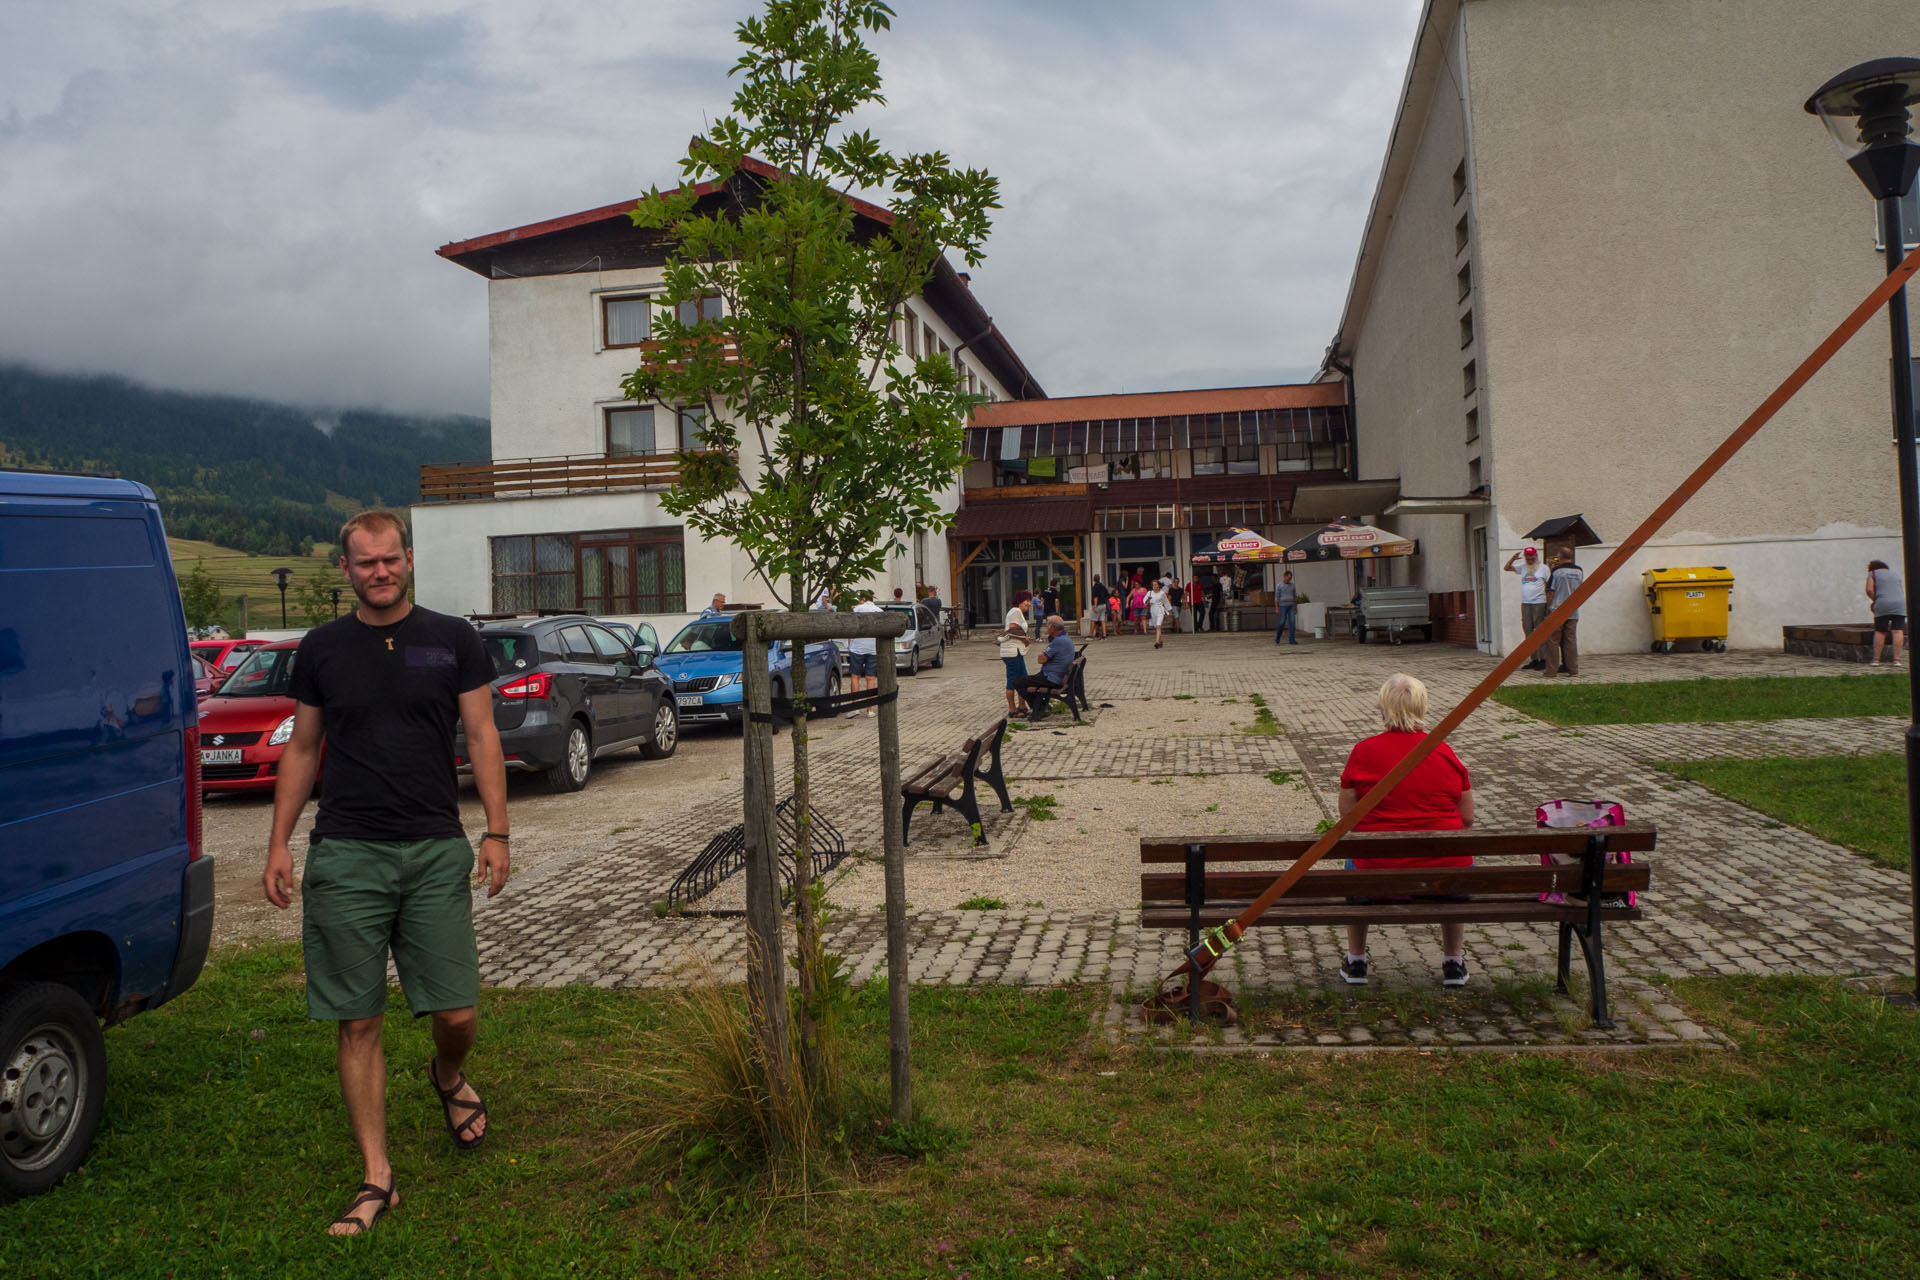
[418,452,714,502]
[961,482,1090,502]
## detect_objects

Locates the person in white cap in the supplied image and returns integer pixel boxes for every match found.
[1504,546,1552,670]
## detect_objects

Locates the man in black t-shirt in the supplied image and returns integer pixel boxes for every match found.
[263,510,509,1237]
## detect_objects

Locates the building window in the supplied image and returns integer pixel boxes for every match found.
[607,405,710,456]
[603,296,652,348]
[1452,159,1468,203]
[677,406,709,451]
[490,534,578,612]
[1455,212,1470,254]
[1465,407,1479,443]
[903,311,919,358]
[1273,441,1349,473]
[1468,456,1483,491]
[676,294,723,327]
[923,322,937,359]
[1109,450,1172,480]
[1460,311,1475,349]
[606,406,658,456]
[490,530,685,615]
[1462,359,1478,398]
[1190,444,1258,477]
[1457,262,1472,303]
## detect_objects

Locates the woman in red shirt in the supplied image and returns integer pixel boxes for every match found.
[1336,673,1475,987]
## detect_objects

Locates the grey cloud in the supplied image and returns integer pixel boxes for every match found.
[261,7,473,110]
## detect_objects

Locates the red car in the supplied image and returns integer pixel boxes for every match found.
[192,637,268,673]
[197,641,309,794]
[191,653,223,701]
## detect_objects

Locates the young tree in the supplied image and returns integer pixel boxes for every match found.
[294,562,338,627]
[622,0,996,1116]
[179,559,224,634]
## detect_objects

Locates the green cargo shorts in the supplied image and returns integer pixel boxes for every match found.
[301,835,480,1021]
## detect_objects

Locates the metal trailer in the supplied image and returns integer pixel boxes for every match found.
[1356,585,1432,644]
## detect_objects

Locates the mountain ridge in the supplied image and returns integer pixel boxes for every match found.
[0,362,489,554]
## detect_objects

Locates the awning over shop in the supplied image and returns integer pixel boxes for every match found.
[1288,479,1401,522]
[1384,495,1489,517]
[951,498,1092,539]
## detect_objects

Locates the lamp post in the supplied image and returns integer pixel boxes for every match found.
[270,567,294,628]
[1807,57,1920,1003]
[329,587,342,618]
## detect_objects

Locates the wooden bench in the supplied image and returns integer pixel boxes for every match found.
[1024,646,1090,723]
[901,717,1015,846]
[1140,823,1655,1026]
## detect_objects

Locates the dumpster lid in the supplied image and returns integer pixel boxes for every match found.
[1643,566,1734,585]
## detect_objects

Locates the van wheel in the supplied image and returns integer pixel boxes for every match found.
[547,722,592,792]
[0,983,106,1202]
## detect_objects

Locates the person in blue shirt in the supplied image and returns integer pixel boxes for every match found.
[699,592,727,618]
[1018,616,1075,719]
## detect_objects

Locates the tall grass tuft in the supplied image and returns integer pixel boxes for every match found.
[601,945,835,1198]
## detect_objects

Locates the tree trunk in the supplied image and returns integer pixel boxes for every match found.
[876,645,911,1121]
[738,624,791,1146]
[787,570,822,1092]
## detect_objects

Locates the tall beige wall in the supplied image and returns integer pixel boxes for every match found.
[1347,19,1482,599]
[1468,0,1908,650]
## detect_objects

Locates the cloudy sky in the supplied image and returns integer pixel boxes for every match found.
[0,0,1423,418]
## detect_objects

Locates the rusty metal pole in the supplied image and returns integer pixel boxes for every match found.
[876,643,910,1122]
[736,615,791,1137]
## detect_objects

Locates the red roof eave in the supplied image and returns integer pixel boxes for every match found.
[435,152,899,272]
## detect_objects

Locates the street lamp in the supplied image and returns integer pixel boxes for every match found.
[1807,56,1920,1004]
[270,566,294,628]
[329,587,342,618]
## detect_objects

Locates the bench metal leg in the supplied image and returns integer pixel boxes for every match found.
[1556,922,1574,994]
[901,795,922,847]
[952,776,986,845]
[1570,921,1612,1029]
[980,733,1014,813]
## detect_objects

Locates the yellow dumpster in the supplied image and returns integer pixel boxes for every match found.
[1643,566,1733,653]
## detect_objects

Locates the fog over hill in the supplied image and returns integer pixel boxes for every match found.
[0,363,489,555]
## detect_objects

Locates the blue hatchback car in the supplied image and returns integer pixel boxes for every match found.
[654,616,841,729]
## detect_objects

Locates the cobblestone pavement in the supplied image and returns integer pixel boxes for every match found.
[473,631,1912,1048]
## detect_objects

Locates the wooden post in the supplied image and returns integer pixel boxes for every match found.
[876,645,910,1122]
[737,621,791,1135]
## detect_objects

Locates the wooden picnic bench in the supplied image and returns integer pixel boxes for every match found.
[901,716,1015,846]
[1139,823,1655,1026]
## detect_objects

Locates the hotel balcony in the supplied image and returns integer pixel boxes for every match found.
[417,452,716,503]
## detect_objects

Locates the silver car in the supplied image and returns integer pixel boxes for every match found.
[885,602,946,675]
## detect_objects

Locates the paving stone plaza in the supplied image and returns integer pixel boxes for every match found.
[472,630,1913,1049]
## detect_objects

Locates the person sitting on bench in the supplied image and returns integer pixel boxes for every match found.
[1018,616,1074,719]
[1338,672,1476,988]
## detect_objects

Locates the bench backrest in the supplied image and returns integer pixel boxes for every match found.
[963,717,1009,753]
[1140,823,1656,906]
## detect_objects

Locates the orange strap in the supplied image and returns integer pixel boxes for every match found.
[1184,241,1920,975]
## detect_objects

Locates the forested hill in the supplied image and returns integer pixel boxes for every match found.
[0,363,489,554]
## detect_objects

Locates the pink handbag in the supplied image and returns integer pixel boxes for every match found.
[1536,799,1636,906]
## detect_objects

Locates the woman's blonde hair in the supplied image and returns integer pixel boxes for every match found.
[1377,673,1428,733]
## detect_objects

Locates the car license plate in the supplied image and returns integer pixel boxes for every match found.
[676,695,703,707]
[201,749,242,764]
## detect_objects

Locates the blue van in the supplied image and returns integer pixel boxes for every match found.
[0,471,213,1200]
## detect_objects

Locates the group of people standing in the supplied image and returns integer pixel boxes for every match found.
[997,589,1075,719]
[1086,572,1236,645]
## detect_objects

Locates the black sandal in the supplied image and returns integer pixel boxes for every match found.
[428,1060,488,1150]
[330,1180,397,1236]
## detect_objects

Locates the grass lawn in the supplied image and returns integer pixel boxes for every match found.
[1491,673,1907,725]
[4,945,1918,1278]
[1655,753,1907,871]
